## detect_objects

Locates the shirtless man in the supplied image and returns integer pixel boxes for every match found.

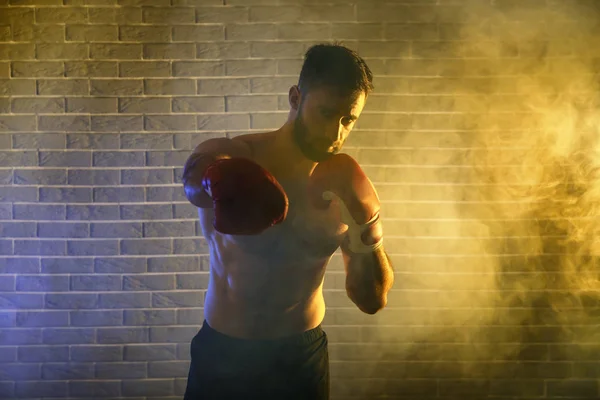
[181,44,394,400]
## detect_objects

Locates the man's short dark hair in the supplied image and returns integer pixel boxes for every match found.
[298,43,374,97]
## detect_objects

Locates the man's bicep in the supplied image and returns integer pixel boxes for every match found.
[340,240,357,280]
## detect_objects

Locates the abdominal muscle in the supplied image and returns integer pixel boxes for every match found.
[204,256,328,340]
[199,199,344,340]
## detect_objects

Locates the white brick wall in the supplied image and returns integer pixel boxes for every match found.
[2,0,600,399]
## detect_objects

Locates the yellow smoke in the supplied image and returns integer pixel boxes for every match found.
[364,1,600,388]
[453,0,600,377]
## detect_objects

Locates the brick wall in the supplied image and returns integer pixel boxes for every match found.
[2,0,600,399]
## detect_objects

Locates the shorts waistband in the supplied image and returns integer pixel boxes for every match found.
[201,320,325,346]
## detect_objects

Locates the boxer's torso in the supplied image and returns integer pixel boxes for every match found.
[199,132,348,339]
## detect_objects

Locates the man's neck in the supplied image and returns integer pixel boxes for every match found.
[271,123,317,179]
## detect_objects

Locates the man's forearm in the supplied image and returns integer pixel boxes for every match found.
[342,241,394,314]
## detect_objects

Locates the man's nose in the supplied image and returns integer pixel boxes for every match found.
[327,120,344,142]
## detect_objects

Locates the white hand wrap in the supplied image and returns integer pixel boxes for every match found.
[323,191,383,254]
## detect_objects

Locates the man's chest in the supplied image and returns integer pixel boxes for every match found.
[248,182,346,258]
[284,190,346,253]
[201,182,346,262]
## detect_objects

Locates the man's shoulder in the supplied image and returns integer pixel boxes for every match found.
[232,131,277,160]
[192,135,255,160]
[232,131,270,147]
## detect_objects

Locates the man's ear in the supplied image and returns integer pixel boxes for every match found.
[289,85,301,111]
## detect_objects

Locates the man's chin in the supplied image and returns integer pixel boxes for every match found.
[292,132,339,162]
[310,151,336,163]
[295,141,328,162]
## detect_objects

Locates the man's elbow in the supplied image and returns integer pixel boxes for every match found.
[361,298,387,315]
[349,292,388,315]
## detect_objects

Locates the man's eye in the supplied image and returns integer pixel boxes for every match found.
[341,117,354,126]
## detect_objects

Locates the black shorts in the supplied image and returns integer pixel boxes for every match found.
[183,320,330,400]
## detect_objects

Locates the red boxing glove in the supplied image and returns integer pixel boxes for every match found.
[202,158,289,235]
[308,154,383,253]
